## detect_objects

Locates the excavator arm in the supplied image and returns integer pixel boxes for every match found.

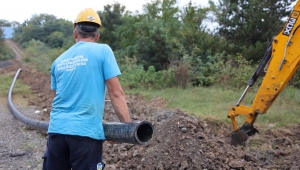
[228,1,300,146]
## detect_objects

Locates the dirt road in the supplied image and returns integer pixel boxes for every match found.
[0,41,46,169]
[1,40,300,169]
[5,39,23,61]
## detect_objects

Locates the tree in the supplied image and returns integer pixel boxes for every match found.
[13,14,73,48]
[213,0,296,61]
[46,31,64,48]
[180,2,214,62]
[0,19,11,27]
[0,28,4,41]
[130,0,183,70]
[98,3,126,51]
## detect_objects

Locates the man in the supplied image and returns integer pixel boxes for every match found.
[42,8,131,170]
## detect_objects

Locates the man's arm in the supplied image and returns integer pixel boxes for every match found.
[106,77,131,122]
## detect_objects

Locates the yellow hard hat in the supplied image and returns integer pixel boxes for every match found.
[74,8,102,28]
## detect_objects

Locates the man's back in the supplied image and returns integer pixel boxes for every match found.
[48,42,121,140]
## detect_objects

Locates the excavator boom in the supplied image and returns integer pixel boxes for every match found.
[228,1,300,146]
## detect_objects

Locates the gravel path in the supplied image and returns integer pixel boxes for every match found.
[0,40,47,170]
[0,100,47,170]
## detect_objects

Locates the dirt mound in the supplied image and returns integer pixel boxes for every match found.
[1,59,300,169]
[0,60,54,120]
[103,95,300,169]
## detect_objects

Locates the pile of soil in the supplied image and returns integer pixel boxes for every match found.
[1,59,300,169]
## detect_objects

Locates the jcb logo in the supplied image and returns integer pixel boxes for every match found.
[283,11,299,36]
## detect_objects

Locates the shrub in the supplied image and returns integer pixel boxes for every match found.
[119,56,176,90]
[289,69,300,88]
[212,53,256,88]
[0,41,14,61]
[21,40,64,72]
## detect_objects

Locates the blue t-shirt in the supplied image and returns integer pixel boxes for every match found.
[48,42,121,140]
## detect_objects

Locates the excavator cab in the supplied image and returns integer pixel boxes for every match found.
[228,1,300,146]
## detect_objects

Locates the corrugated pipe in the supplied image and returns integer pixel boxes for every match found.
[8,68,154,145]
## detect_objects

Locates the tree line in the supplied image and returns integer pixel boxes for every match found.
[1,0,299,88]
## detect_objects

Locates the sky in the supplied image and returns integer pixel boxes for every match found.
[0,0,211,23]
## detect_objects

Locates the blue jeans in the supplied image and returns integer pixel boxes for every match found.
[42,133,105,170]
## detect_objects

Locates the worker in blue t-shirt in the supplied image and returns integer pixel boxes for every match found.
[42,8,131,170]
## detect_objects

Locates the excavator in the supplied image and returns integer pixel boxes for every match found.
[228,0,300,146]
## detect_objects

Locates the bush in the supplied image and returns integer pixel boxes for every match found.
[212,53,256,88]
[184,53,219,87]
[21,40,64,72]
[289,69,300,88]
[0,41,14,61]
[119,52,259,90]
[172,61,189,89]
[119,56,176,90]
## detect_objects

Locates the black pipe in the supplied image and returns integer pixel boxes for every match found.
[103,121,154,145]
[8,68,154,145]
[8,69,49,132]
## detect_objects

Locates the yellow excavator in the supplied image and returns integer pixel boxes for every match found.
[228,1,300,146]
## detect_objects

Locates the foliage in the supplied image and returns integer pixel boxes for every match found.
[45,31,65,48]
[184,50,218,86]
[119,56,176,90]
[0,19,11,26]
[180,2,222,60]
[14,14,73,48]
[172,61,189,89]
[0,75,30,96]
[0,29,14,61]
[0,43,14,61]
[289,69,300,88]
[98,3,126,51]
[6,0,299,91]
[0,27,3,40]
[213,53,256,88]
[22,40,63,72]
[124,0,183,70]
[212,0,296,62]
[182,51,255,88]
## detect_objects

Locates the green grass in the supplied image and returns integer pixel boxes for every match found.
[127,85,300,129]
[0,41,15,61]
[0,75,31,96]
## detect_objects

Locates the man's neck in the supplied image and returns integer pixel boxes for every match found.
[76,37,96,43]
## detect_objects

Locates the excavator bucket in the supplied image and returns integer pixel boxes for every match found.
[230,130,248,146]
[230,124,259,146]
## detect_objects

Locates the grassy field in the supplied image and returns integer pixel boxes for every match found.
[0,75,31,97]
[127,85,300,129]
[0,74,32,107]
